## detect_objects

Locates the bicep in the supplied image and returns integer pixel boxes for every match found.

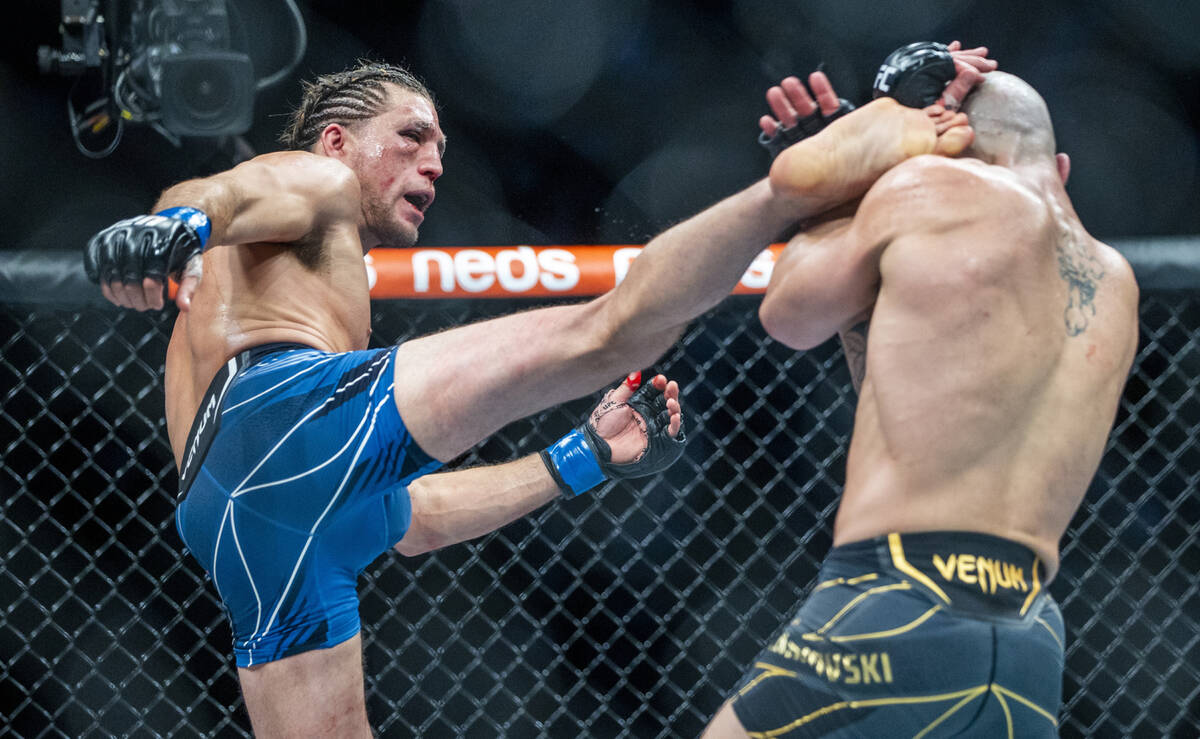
[167,152,360,247]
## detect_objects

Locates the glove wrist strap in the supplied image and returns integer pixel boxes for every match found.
[540,428,606,498]
[155,206,213,250]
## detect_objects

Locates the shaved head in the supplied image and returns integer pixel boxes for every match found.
[961,71,1057,165]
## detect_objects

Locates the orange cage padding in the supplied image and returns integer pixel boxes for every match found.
[363,244,786,298]
[168,245,787,299]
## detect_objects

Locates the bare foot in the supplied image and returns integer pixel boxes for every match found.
[769,97,973,205]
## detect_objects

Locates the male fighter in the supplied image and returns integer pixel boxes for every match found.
[703,45,1140,737]
[84,59,978,735]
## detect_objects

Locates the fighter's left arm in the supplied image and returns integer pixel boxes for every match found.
[394,373,684,556]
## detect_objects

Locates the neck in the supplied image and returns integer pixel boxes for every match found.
[359,225,382,251]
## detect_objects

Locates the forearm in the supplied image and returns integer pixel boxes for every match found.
[151,177,239,246]
[395,455,559,556]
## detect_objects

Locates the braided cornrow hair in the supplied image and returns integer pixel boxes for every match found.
[278,61,436,151]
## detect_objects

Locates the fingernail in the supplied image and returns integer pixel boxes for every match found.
[625,371,641,390]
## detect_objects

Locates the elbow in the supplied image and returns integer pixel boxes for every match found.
[393,517,445,557]
[391,480,442,557]
[393,535,433,557]
[759,293,825,351]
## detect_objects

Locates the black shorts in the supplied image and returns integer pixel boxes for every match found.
[730,531,1065,738]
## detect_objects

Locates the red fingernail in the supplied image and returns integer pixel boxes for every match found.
[625,371,641,390]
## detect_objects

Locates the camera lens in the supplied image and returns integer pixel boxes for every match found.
[160,51,254,136]
[176,60,234,121]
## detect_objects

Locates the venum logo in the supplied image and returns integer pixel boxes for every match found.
[932,553,1029,595]
[180,392,218,486]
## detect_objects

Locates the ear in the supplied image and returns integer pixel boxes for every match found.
[318,123,350,159]
[1056,152,1071,185]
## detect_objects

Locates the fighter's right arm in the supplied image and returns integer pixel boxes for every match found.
[85,152,359,311]
[151,151,360,248]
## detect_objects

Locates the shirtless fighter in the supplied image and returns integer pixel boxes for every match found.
[84,60,977,735]
[703,44,1139,737]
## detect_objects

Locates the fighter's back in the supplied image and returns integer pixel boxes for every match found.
[833,154,1139,577]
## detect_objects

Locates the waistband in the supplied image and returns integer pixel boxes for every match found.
[239,341,319,366]
[826,531,1046,619]
[176,342,317,497]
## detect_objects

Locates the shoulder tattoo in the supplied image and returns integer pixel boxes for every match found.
[1054,209,1105,336]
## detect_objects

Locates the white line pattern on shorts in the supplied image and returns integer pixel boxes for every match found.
[224,355,337,414]
[234,410,372,497]
[248,376,393,656]
[210,501,231,601]
[229,352,388,498]
[224,350,393,663]
[229,501,264,646]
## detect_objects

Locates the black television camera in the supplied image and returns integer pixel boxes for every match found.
[39,0,261,151]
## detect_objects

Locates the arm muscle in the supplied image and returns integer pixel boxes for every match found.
[152,151,360,247]
[396,455,559,555]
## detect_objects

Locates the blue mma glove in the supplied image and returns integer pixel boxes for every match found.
[84,207,211,284]
[541,378,687,498]
[872,41,957,109]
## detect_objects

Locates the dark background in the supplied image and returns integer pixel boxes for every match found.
[2,0,1198,260]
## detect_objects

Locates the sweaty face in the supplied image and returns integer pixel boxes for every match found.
[345,87,445,248]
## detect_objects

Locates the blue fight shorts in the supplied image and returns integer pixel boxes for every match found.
[174,343,441,667]
[730,531,1065,738]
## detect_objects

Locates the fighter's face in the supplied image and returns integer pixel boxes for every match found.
[344,86,445,248]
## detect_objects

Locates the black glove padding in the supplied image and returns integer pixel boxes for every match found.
[759,98,856,160]
[83,214,204,284]
[871,41,956,109]
[582,381,686,479]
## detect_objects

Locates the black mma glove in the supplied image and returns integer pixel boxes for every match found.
[83,207,212,285]
[871,41,957,109]
[541,377,687,498]
[759,94,856,160]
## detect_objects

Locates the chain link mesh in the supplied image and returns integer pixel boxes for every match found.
[2,295,1198,737]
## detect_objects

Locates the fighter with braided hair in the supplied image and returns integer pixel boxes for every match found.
[84,56,979,735]
[277,62,434,151]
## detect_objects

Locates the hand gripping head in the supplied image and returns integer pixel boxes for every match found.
[872,41,956,109]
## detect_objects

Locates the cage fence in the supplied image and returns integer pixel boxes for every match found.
[2,278,1199,738]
